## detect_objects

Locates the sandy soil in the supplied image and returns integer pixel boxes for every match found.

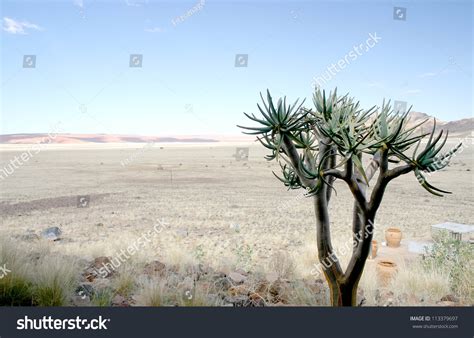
[0,140,473,277]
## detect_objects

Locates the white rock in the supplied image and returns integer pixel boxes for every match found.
[228,272,247,284]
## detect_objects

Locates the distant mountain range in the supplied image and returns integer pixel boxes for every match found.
[0,112,472,144]
[406,112,473,137]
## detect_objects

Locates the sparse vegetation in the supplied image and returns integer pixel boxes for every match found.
[422,232,473,303]
[0,232,472,307]
[0,240,78,306]
[91,288,114,307]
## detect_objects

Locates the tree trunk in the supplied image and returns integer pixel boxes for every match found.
[326,278,361,307]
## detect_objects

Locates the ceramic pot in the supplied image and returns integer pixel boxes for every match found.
[376,260,397,287]
[370,240,378,259]
[385,228,402,248]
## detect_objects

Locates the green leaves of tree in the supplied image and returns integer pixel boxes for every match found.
[238,88,459,197]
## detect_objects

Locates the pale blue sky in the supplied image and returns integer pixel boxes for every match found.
[1,0,472,136]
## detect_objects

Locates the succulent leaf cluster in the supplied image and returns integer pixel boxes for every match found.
[238,88,460,196]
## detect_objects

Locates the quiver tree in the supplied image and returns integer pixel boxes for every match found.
[238,88,461,306]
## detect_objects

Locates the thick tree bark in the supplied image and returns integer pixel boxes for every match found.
[327,279,360,306]
[281,135,415,307]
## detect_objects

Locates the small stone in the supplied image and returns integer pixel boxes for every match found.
[112,294,129,307]
[213,276,232,292]
[375,289,394,305]
[143,261,166,276]
[41,227,62,241]
[255,281,270,295]
[92,256,112,269]
[235,268,248,276]
[248,293,265,307]
[224,295,248,307]
[440,294,459,303]
[228,272,247,284]
[228,285,248,297]
[83,256,115,280]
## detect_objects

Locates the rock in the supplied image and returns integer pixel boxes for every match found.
[229,223,240,232]
[248,293,265,307]
[255,281,270,295]
[111,294,130,307]
[213,275,232,291]
[228,285,248,297]
[228,272,247,284]
[92,256,112,269]
[375,289,394,306]
[72,284,94,306]
[143,261,166,276]
[234,268,248,276]
[440,294,459,303]
[83,257,114,281]
[41,227,62,241]
[224,295,248,307]
[268,280,291,304]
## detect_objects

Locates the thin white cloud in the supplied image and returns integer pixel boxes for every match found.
[145,27,165,33]
[2,17,42,34]
[73,0,84,8]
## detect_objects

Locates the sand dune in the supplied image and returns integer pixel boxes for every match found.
[1,112,471,144]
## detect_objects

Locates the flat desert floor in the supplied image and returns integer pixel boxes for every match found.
[0,140,473,305]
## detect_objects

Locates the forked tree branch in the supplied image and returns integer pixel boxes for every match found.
[281,134,315,188]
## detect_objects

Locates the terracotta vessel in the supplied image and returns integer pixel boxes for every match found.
[376,260,397,287]
[385,227,402,247]
[370,240,378,259]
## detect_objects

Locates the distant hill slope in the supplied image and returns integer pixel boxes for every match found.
[406,112,473,137]
[0,134,219,144]
[0,113,472,144]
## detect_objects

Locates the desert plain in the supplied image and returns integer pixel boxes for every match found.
[0,139,473,306]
